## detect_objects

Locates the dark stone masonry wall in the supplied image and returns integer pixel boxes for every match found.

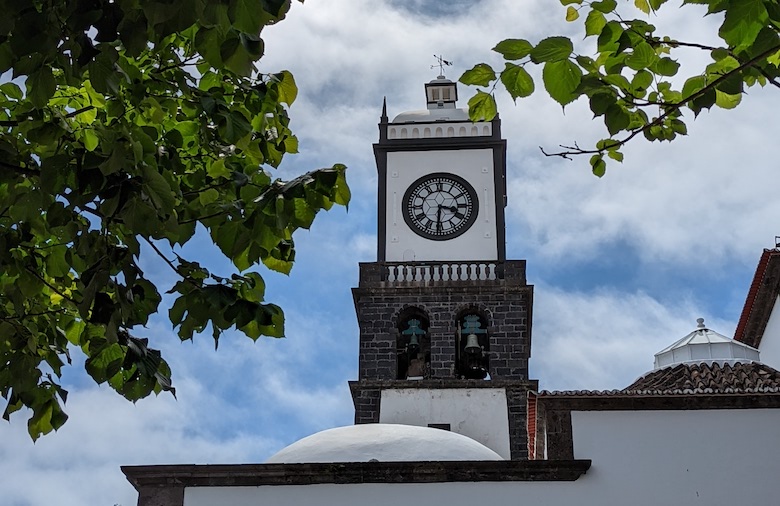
[352,263,533,381]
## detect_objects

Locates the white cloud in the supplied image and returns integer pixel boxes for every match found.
[530,282,736,392]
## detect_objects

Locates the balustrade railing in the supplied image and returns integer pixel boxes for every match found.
[358,260,526,286]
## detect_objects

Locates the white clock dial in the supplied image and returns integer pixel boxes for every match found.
[402,173,478,241]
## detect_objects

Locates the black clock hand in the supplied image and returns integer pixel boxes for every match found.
[436,205,442,232]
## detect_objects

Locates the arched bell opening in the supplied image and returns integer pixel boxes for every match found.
[455,309,490,379]
[396,307,431,380]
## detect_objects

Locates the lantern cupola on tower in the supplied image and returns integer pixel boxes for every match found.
[425,75,458,110]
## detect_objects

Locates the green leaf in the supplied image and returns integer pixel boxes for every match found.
[87,60,120,94]
[208,158,230,179]
[604,104,631,135]
[560,0,582,4]
[653,57,680,77]
[45,246,70,278]
[82,129,99,152]
[531,37,574,63]
[625,42,657,70]
[649,0,670,9]
[589,91,617,116]
[466,91,498,121]
[632,70,654,93]
[590,154,607,177]
[272,70,298,106]
[714,89,742,109]
[768,48,780,68]
[591,0,618,13]
[598,21,623,51]
[142,165,176,214]
[689,87,717,115]
[635,0,651,14]
[542,60,583,106]
[28,66,56,108]
[719,0,768,51]
[585,10,607,37]
[233,0,269,34]
[607,150,624,162]
[460,64,497,87]
[240,33,264,58]
[566,6,580,21]
[0,82,23,100]
[670,119,688,135]
[492,39,534,60]
[218,110,252,144]
[85,343,125,384]
[500,64,535,101]
[682,75,707,99]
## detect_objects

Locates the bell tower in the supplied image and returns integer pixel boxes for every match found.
[349,75,537,460]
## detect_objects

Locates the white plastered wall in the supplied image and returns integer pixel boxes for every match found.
[758,295,780,369]
[384,149,497,262]
[378,388,511,459]
[185,408,780,506]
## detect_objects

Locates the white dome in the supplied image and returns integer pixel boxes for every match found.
[265,424,503,463]
[653,318,760,370]
[392,108,470,123]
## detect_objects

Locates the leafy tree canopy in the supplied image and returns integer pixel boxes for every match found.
[462,0,780,176]
[0,0,349,439]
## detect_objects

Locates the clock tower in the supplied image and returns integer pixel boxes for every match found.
[375,75,507,262]
[350,75,536,460]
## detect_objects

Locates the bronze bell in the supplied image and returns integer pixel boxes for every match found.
[464,333,482,355]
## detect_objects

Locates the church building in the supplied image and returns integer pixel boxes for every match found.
[122,77,780,506]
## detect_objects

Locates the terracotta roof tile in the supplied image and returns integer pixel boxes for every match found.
[624,361,780,394]
[538,362,780,397]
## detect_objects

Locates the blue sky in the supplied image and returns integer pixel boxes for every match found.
[3,1,780,505]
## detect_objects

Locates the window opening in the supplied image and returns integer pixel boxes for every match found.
[397,310,430,380]
[456,313,489,379]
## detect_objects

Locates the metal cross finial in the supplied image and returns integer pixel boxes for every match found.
[431,54,453,77]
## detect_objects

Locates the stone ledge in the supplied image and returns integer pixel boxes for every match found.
[538,392,780,411]
[122,459,591,490]
[350,379,538,390]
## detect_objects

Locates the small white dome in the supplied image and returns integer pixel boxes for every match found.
[392,107,470,123]
[265,424,503,463]
[653,318,760,370]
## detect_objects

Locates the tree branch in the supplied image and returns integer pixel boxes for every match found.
[542,42,780,159]
[655,38,721,52]
[65,106,95,119]
[141,237,203,290]
[755,66,780,89]
[142,237,180,275]
[25,267,78,306]
[0,308,67,320]
[179,210,228,224]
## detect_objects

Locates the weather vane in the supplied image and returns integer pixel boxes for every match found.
[431,54,453,76]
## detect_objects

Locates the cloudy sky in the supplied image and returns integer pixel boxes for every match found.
[3,1,780,504]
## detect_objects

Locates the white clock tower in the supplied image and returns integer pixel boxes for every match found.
[374,75,507,262]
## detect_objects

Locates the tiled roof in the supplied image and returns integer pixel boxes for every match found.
[734,248,780,348]
[623,361,780,394]
[539,362,780,397]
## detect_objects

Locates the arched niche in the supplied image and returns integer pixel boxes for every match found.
[454,307,490,379]
[395,306,431,380]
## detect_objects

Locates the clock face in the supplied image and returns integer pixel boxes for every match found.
[402,173,479,241]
